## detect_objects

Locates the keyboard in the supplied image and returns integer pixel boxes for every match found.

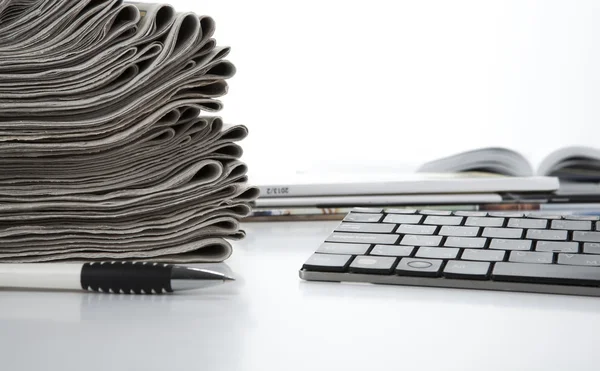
[299,208,600,297]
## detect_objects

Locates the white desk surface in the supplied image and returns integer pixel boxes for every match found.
[2,220,600,371]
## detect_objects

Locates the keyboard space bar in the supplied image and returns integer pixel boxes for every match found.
[492,262,600,286]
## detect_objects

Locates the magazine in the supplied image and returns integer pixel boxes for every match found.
[417,146,600,180]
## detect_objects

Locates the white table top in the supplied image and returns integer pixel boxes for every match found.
[2,220,600,371]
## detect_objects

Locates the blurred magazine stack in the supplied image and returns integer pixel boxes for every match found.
[247,146,600,221]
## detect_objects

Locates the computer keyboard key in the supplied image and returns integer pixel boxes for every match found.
[385,208,417,214]
[420,210,453,216]
[526,229,568,241]
[443,260,491,280]
[395,258,443,277]
[326,232,399,245]
[489,238,532,251]
[349,256,397,275]
[573,231,600,243]
[395,224,437,235]
[535,241,579,253]
[335,222,395,234]
[352,207,383,213]
[316,243,371,255]
[383,214,423,224]
[438,226,480,237]
[302,253,352,272]
[343,213,383,223]
[482,227,523,239]
[415,247,460,259]
[423,216,463,226]
[565,215,600,221]
[370,245,415,257]
[557,254,600,267]
[507,218,548,229]
[488,212,524,217]
[551,220,592,231]
[524,230,563,242]
[583,243,600,255]
[461,249,506,262]
[400,234,443,247]
[453,211,488,217]
[465,217,505,227]
[444,236,487,249]
[509,251,554,264]
[525,213,563,220]
[492,262,600,286]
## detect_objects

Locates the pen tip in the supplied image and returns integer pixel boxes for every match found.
[223,275,235,281]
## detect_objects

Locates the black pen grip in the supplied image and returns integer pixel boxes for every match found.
[81,262,173,294]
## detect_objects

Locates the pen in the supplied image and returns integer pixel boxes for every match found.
[0,261,234,294]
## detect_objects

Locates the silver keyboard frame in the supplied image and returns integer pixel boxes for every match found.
[299,269,600,297]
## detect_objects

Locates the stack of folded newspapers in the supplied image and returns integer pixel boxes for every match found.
[0,0,258,262]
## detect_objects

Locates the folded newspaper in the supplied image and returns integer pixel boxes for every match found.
[0,0,258,262]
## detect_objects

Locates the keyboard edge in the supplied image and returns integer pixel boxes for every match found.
[298,269,600,297]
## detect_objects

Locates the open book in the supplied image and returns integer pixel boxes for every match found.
[417,146,600,181]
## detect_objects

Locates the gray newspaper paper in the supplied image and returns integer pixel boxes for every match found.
[0,0,258,262]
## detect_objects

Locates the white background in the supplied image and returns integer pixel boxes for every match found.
[164,0,600,181]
